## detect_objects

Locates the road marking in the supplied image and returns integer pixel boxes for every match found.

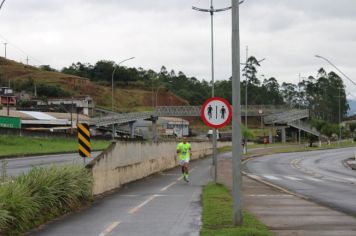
[118,194,139,197]
[285,176,302,181]
[98,221,121,236]
[343,177,356,183]
[160,181,176,192]
[128,195,158,214]
[263,175,280,180]
[247,194,293,197]
[304,177,323,182]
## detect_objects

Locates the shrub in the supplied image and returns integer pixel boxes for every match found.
[0,165,93,235]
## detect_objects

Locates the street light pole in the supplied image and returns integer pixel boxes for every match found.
[111,57,135,139]
[193,0,232,182]
[315,55,351,145]
[232,0,243,225]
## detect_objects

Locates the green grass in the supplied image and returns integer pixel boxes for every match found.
[0,135,110,157]
[0,165,93,235]
[201,183,273,236]
[218,140,356,155]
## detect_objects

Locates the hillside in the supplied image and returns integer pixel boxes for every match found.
[0,57,188,112]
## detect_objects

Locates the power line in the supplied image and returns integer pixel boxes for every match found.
[0,0,5,10]
[0,33,43,64]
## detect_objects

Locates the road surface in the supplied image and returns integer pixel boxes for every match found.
[28,157,212,236]
[2,151,102,176]
[245,147,356,216]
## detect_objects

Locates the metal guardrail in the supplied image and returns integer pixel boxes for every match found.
[90,105,309,128]
[288,120,320,137]
[90,112,155,127]
[264,110,309,124]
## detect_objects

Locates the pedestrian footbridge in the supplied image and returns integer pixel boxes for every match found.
[90,106,319,141]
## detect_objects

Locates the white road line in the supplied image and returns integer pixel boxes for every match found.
[160,181,176,192]
[98,221,121,236]
[263,175,281,180]
[128,195,158,214]
[247,194,293,197]
[343,177,356,183]
[285,176,302,181]
[304,177,323,182]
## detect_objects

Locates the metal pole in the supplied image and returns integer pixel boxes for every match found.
[232,0,243,225]
[298,73,301,146]
[244,46,248,154]
[3,43,7,59]
[111,57,135,139]
[210,0,218,182]
[193,0,232,183]
[245,46,248,128]
[339,86,341,145]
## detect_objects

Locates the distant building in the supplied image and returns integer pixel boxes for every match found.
[34,96,94,116]
[0,87,16,106]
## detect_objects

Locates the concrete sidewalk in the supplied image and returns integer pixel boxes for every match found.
[217,155,356,236]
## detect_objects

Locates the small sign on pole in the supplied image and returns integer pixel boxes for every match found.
[201,97,232,128]
[77,123,91,163]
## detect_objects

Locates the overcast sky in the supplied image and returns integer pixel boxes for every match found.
[1,0,356,97]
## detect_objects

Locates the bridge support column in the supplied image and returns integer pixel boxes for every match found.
[281,127,286,144]
[112,124,116,140]
[269,129,273,144]
[151,116,158,143]
[129,121,136,139]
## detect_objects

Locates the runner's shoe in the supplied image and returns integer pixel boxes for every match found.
[184,174,189,183]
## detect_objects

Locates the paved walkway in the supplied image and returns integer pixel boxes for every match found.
[217,152,356,236]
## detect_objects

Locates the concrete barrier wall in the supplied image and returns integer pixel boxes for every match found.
[87,141,231,195]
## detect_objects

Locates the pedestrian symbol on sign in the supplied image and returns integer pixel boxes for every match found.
[201,97,232,129]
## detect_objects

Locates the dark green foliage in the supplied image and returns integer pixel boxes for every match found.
[0,165,93,235]
[36,84,71,98]
[39,65,57,72]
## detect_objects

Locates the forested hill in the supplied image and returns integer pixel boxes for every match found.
[0,56,349,122]
[61,58,349,123]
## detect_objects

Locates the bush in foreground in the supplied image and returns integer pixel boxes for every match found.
[0,165,93,235]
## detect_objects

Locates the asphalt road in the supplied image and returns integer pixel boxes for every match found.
[245,146,356,216]
[27,157,212,236]
[2,151,102,176]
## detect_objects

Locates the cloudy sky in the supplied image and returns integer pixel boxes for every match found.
[0,0,356,97]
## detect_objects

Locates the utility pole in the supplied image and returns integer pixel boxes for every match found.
[3,43,7,58]
[193,0,231,182]
[25,56,30,65]
[298,73,301,146]
[245,46,248,129]
[232,0,243,225]
[339,86,341,146]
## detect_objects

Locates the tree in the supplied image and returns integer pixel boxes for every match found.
[281,82,298,108]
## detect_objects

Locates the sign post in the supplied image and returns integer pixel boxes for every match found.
[77,123,91,165]
[201,97,232,182]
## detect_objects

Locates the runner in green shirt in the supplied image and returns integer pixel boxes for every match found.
[176,137,191,182]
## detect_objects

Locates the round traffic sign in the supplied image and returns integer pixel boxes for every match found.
[201,97,232,128]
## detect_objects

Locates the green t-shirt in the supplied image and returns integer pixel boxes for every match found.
[177,142,191,160]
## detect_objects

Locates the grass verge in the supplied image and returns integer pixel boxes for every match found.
[0,136,110,157]
[0,164,93,235]
[218,141,356,155]
[201,183,273,236]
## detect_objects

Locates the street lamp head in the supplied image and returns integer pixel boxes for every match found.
[315,55,321,58]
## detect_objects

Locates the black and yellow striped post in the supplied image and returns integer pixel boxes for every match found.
[78,123,91,159]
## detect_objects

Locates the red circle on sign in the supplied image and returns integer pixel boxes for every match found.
[200,97,232,129]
